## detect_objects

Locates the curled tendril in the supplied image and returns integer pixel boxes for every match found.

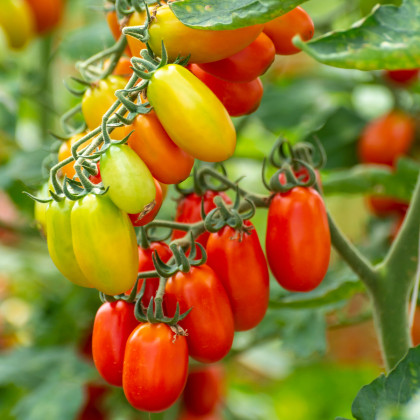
[269,160,317,193]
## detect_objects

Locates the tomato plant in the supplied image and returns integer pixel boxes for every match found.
[57,132,89,180]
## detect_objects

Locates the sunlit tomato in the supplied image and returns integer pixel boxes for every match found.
[183,365,225,415]
[188,64,263,117]
[172,191,232,247]
[126,110,194,184]
[24,0,63,34]
[71,194,139,295]
[0,0,34,50]
[165,265,234,363]
[58,132,90,180]
[147,64,236,162]
[266,187,331,292]
[104,56,132,80]
[358,111,415,167]
[366,196,408,218]
[198,32,275,83]
[46,199,92,288]
[129,178,163,226]
[263,7,314,55]
[92,300,138,386]
[177,411,223,420]
[385,69,419,85]
[100,144,156,214]
[123,323,188,412]
[82,76,128,139]
[206,221,269,331]
[126,10,148,57]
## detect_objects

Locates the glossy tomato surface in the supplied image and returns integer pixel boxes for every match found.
[25,0,63,34]
[199,32,275,83]
[165,265,234,363]
[189,64,263,117]
[207,221,269,331]
[92,301,138,386]
[123,323,188,412]
[264,6,314,55]
[266,187,331,292]
[147,64,236,162]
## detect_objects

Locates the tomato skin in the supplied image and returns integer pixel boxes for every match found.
[172,191,232,247]
[183,365,225,415]
[100,144,156,214]
[165,265,234,363]
[367,196,408,217]
[123,323,189,412]
[126,10,148,57]
[58,132,89,180]
[206,221,269,331]
[188,64,263,117]
[24,0,63,34]
[386,69,419,85]
[358,111,415,166]
[148,64,236,162]
[199,33,275,83]
[46,199,92,288]
[266,187,331,292]
[92,301,138,387]
[264,7,314,55]
[149,5,263,63]
[126,111,194,184]
[71,194,139,295]
[107,11,132,57]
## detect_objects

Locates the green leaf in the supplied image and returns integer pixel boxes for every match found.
[296,0,420,70]
[351,346,420,420]
[170,0,308,30]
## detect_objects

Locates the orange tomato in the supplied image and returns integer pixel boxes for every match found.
[107,10,132,56]
[58,132,90,180]
[24,0,63,34]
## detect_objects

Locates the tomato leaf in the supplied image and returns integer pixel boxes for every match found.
[295,0,420,70]
[169,0,309,30]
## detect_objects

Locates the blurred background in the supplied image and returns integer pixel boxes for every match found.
[0,0,418,419]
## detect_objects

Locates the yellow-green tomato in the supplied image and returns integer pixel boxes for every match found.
[147,64,236,162]
[71,194,139,295]
[100,145,156,214]
[34,183,50,236]
[46,199,92,288]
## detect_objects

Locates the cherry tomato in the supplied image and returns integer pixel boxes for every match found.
[366,196,408,217]
[71,194,139,295]
[206,221,269,331]
[104,56,132,80]
[126,110,194,184]
[89,163,102,185]
[147,64,236,162]
[385,69,419,85]
[24,0,63,34]
[82,76,128,140]
[123,323,188,412]
[358,111,415,167]
[149,5,263,63]
[172,191,232,247]
[183,365,225,415]
[165,265,234,363]
[107,10,132,56]
[188,64,263,117]
[198,33,275,83]
[264,7,314,55]
[126,10,148,57]
[58,132,90,180]
[100,144,156,214]
[266,187,331,292]
[92,300,138,386]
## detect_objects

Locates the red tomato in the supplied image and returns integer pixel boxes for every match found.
[198,33,275,83]
[123,323,189,412]
[172,191,232,247]
[24,0,63,34]
[386,69,419,85]
[266,187,331,292]
[366,196,408,217]
[165,265,234,363]
[206,221,269,331]
[183,365,225,415]
[188,64,263,117]
[89,163,102,185]
[92,301,139,386]
[358,111,415,167]
[263,7,314,55]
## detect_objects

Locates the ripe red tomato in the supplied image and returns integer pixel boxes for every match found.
[165,265,234,363]
[183,365,225,415]
[24,0,63,34]
[123,323,188,412]
[358,111,415,167]
[198,33,275,83]
[92,300,138,386]
[188,64,263,117]
[172,191,232,247]
[385,69,419,85]
[206,221,269,331]
[366,196,408,218]
[266,187,330,292]
[263,7,314,55]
